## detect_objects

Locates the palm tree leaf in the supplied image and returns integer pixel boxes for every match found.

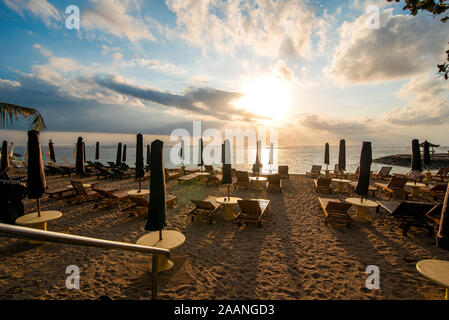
[0,102,46,131]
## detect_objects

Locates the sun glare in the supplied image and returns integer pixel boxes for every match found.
[234,76,291,120]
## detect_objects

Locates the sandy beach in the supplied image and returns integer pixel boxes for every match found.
[1,171,447,300]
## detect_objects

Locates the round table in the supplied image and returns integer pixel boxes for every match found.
[406,182,426,197]
[345,198,378,223]
[137,230,185,273]
[416,259,449,300]
[216,197,242,220]
[16,210,63,244]
[65,183,91,189]
[195,172,210,184]
[250,176,267,190]
[332,179,351,193]
[128,189,150,197]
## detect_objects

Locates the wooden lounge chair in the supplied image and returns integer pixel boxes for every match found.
[425,202,443,227]
[346,166,360,180]
[206,174,222,186]
[188,197,221,224]
[128,194,177,218]
[349,181,377,196]
[44,165,63,177]
[267,174,282,193]
[70,180,103,204]
[204,165,217,175]
[376,200,435,236]
[59,166,74,177]
[318,197,353,227]
[314,177,332,194]
[421,183,448,200]
[234,171,250,190]
[93,188,129,210]
[165,168,182,181]
[236,199,270,227]
[278,166,289,179]
[375,177,410,199]
[306,165,322,179]
[45,187,73,200]
[330,164,344,179]
[177,173,198,184]
[433,167,449,182]
[372,166,393,181]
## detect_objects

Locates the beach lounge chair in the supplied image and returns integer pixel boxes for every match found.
[165,168,182,181]
[234,171,250,190]
[93,188,129,210]
[330,164,344,179]
[376,200,435,236]
[349,181,377,196]
[206,174,222,186]
[306,165,322,179]
[59,166,74,177]
[44,165,63,177]
[177,173,199,184]
[236,199,270,227]
[425,202,443,227]
[188,197,221,224]
[421,183,448,200]
[204,165,217,175]
[372,166,393,181]
[433,167,449,182]
[45,186,73,200]
[346,166,360,180]
[314,177,332,194]
[128,194,177,218]
[278,166,289,179]
[70,180,102,204]
[107,161,118,168]
[375,177,410,199]
[267,174,282,193]
[318,197,353,227]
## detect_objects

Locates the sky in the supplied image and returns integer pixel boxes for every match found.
[0,0,448,147]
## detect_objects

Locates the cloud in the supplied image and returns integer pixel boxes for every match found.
[328,8,449,84]
[82,0,156,42]
[301,113,375,135]
[3,0,61,27]
[165,0,315,58]
[118,58,185,75]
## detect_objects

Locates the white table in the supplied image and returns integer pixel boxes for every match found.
[345,197,378,223]
[406,182,426,197]
[137,230,185,273]
[65,183,92,189]
[127,189,149,197]
[195,172,210,184]
[216,197,242,220]
[417,259,449,300]
[332,179,351,193]
[16,210,63,244]
[250,176,267,190]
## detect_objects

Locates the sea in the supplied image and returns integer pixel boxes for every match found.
[9,145,449,175]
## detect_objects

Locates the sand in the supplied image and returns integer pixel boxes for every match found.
[0,172,448,300]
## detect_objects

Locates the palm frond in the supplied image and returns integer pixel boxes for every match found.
[0,102,46,131]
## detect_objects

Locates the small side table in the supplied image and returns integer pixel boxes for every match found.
[250,176,267,190]
[127,189,150,197]
[16,210,63,244]
[406,182,426,197]
[195,172,210,184]
[416,259,449,300]
[216,197,242,220]
[332,179,351,193]
[345,198,378,223]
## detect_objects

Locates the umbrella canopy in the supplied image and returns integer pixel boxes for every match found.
[146,144,151,166]
[1,140,9,172]
[221,143,225,165]
[82,142,86,163]
[411,139,422,171]
[338,139,346,172]
[95,141,100,160]
[198,138,204,168]
[27,130,46,199]
[135,134,145,180]
[9,142,14,158]
[423,140,431,168]
[269,142,274,165]
[355,141,372,197]
[116,142,122,166]
[48,139,56,163]
[222,139,232,185]
[122,144,127,162]
[437,184,449,250]
[324,143,330,165]
[145,139,167,232]
[252,140,262,174]
[75,137,85,176]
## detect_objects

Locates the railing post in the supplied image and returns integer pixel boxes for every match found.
[152,253,159,300]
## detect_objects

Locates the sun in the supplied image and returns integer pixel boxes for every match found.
[233,76,291,120]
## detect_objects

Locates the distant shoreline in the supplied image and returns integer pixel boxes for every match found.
[373,153,449,169]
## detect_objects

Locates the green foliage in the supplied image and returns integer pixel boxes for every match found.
[0,102,47,131]
[387,0,449,79]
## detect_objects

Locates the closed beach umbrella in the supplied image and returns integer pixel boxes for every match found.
[338,139,346,172]
[355,141,372,199]
[145,139,167,239]
[95,142,100,160]
[252,140,261,174]
[1,140,9,172]
[27,130,46,216]
[116,142,122,166]
[82,142,86,163]
[423,140,431,170]
[269,142,274,166]
[48,139,56,163]
[222,139,232,183]
[75,137,85,177]
[198,138,204,170]
[146,144,151,166]
[411,139,422,172]
[122,144,127,162]
[135,134,145,182]
[221,143,225,165]
[9,142,14,159]
[436,184,449,251]
[324,143,330,167]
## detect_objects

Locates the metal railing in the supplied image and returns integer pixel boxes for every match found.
[0,223,170,300]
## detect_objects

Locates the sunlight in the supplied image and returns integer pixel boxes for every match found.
[234,75,291,120]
